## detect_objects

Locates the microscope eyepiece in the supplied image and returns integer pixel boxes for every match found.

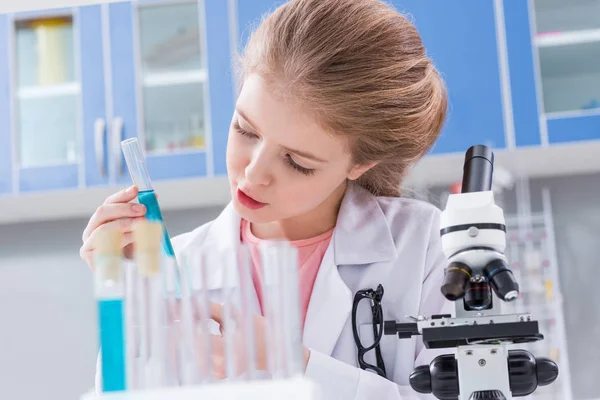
[484,259,520,302]
[461,145,494,193]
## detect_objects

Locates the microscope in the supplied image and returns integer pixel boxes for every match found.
[384,145,559,400]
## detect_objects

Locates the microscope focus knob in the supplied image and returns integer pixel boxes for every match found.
[507,350,559,396]
[469,391,506,400]
[409,355,458,400]
[536,357,559,386]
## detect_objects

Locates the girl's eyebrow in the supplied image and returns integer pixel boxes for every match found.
[236,108,327,163]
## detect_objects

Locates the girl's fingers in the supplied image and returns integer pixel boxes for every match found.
[83,204,146,241]
[104,185,139,205]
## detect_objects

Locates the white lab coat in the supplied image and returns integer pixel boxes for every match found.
[95,182,454,398]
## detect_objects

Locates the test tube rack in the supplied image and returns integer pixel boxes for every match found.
[81,377,321,400]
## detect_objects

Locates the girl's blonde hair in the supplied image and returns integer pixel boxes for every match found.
[237,0,448,197]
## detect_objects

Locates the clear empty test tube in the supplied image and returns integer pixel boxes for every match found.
[189,250,214,384]
[133,221,167,389]
[238,244,257,380]
[260,242,304,379]
[220,246,258,381]
[163,253,182,386]
[178,253,201,386]
[121,137,180,296]
[94,228,127,392]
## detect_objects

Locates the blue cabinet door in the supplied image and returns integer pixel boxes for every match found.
[80,5,109,187]
[107,2,138,186]
[205,0,236,176]
[0,15,12,195]
[547,114,600,144]
[109,1,224,185]
[392,1,507,154]
[11,9,80,192]
[504,0,542,147]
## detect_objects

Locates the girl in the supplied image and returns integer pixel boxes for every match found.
[80,0,451,397]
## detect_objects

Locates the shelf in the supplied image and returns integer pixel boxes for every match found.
[536,29,600,48]
[403,140,600,188]
[142,70,207,87]
[17,82,80,100]
[0,176,232,225]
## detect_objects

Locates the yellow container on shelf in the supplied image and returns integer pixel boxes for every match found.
[28,17,71,85]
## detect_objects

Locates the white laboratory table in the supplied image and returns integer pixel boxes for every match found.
[81,377,321,400]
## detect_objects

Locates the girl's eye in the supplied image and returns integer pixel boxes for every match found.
[233,121,257,139]
[285,154,315,176]
[234,120,315,176]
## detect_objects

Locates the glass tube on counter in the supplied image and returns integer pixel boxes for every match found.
[189,250,214,383]
[178,255,201,386]
[163,253,182,386]
[133,220,168,389]
[93,228,127,392]
[261,242,303,379]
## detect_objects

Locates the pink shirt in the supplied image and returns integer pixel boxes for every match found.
[240,219,333,327]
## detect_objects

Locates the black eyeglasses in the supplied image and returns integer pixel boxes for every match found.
[351,284,386,378]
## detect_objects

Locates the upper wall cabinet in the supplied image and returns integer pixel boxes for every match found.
[3,9,83,192]
[2,0,600,202]
[0,0,236,195]
[117,0,235,182]
[530,0,600,144]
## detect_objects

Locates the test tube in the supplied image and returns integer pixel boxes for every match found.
[121,137,180,295]
[178,255,200,386]
[124,256,140,390]
[238,245,257,380]
[93,228,127,392]
[261,242,303,379]
[163,254,182,386]
[189,250,213,383]
[133,221,167,389]
[221,255,239,380]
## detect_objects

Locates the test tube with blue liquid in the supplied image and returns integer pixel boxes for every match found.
[121,138,180,295]
[94,229,127,392]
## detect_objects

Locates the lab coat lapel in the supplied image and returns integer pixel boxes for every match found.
[302,243,351,355]
[302,183,397,355]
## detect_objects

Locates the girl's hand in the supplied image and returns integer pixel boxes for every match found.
[80,185,147,269]
[207,303,311,380]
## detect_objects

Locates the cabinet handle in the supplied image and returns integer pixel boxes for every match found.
[94,118,106,177]
[112,117,124,176]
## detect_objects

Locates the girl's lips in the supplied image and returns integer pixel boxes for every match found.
[237,188,267,210]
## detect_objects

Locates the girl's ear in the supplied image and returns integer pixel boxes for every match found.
[347,161,378,181]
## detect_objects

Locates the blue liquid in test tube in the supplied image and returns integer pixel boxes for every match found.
[98,299,126,392]
[121,138,180,294]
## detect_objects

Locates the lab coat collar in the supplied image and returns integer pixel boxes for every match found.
[333,182,397,266]
[303,183,397,355]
